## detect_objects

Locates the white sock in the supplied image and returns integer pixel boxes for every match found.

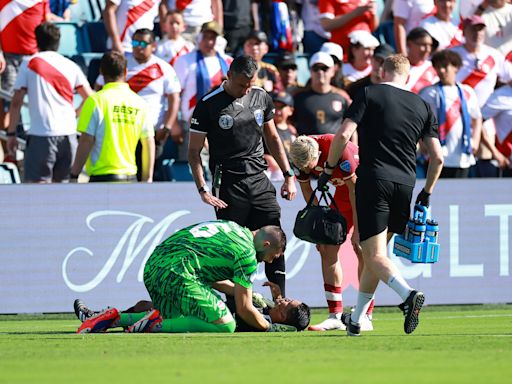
[352,292,374,324]
[387,275,413,301]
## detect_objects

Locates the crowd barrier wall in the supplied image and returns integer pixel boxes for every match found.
[0,179,510,314]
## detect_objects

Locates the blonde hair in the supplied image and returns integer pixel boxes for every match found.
[382,54,410,76]
[289,136,320,169]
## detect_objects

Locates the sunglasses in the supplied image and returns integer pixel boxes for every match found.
[132,40,151,48]
[311,65,329,72]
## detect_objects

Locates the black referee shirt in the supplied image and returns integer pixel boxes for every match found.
[346,83,438,186]
[190,83,275,175]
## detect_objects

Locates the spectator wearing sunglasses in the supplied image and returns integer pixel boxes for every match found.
[293,52,349,136]
[95,29,182,179]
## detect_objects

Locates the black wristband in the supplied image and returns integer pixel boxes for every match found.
[324,161,336,170]
[283,169,294,178]
[163,126,172,132]
[6,131,15,137]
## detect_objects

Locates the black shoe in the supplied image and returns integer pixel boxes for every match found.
[398,290,425,334]
[341,312,361,336]
[74,299,95,322]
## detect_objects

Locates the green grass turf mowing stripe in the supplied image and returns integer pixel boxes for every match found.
[0,305,511,383]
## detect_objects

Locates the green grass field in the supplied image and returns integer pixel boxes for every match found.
[1,305,511,384]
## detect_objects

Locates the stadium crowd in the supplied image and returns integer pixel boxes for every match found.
[0,0,511,182]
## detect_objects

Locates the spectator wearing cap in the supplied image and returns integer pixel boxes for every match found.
[451,15,511,177]
[318,0,379,62]
[343,30,380,84]
[159,0,223,43]
[173,21,233,161]
[393,0,435,54]
[243,30,283,93]
[103,0,160,54]
[293,52,349,136]
[404,28,439,94]
[265,91,296,181]
[420,0,464,51]
[320,41,346,90]
[297,0,330,55]
[275,53,302,95]
[346,43,395,100]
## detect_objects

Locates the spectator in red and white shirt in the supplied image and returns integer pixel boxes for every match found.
[420,49,482,178]
[0,0,50,135]
[393,0,435,54]
[173,21,232,160]
[96,29,182,144]
[480,0,512,56]
[420,0,463,50]
[450,15,511,107]
[481,81,512,176]
[102,0,160,54]
[343,30,379,84]
[319,0,379,62]
[155,10,195,66]
[405,27,439,94]
[6,22,93,182]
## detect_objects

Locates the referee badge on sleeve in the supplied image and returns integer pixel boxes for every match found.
[254,109,264,126]
[219,114,234,130]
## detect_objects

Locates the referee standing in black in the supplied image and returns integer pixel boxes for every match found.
[188,55,297,296]
[319,54,444,336]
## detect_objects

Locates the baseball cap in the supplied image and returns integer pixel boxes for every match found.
[463,15,486,29]
[276,53,297,70]
[373,43,395,60]
[272,91,294,107]
[348,30,380,48]
[245,30,268,44]
[201,21,223,36]
[309,51,334,68]
[320,42,343,63]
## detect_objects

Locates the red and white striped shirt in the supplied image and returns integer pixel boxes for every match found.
[405,60,439,94]
[14,51,87,136]
[109,0,159,53]
[173,50,232,122]
[343,62,372,83]
[451,44,511,107]
[420,83,481,168]
[420,16,463,50]
[0,0,48,55]
[155,36,195,66]
[97,55,181,128]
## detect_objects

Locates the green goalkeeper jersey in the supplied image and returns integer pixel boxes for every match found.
[148,220,258,288]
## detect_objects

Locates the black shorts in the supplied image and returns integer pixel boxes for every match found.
[215,171,281,230]
[356,178,413,241]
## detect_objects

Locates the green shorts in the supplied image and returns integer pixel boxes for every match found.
[143,252,230,322]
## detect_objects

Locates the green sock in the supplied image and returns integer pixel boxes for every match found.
[118,312,147,327]
[159,317,236,333]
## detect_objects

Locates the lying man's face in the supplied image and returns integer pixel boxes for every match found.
[268,297,302,323]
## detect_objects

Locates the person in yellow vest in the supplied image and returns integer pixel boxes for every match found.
[70,51,155,182]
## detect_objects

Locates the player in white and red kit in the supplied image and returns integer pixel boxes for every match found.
[289,134,374,332]
[6,22,92,182]
[102,0,160,54]
[405,27,439,94]
[155,10,195,66]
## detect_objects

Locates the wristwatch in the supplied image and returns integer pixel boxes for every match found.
[283,169,294,178]
[198,185,210,194]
